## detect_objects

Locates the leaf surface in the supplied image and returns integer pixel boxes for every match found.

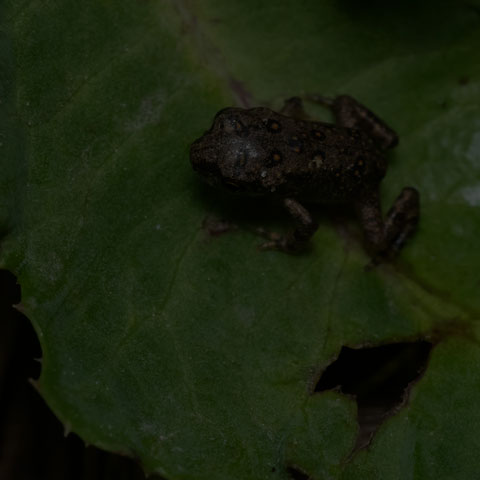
[1,1,479,478]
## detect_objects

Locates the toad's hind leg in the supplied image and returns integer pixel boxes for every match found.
[309,94,398,151]
[355,187,420,261]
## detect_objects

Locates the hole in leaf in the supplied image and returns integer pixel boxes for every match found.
[315,341,433,450]
[287,465,310,480]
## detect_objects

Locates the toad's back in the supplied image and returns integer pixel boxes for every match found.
[190,106,388,203]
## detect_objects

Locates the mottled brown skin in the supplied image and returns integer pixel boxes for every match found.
[190,95,419,259]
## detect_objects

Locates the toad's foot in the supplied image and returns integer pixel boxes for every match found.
[256,228,304,253]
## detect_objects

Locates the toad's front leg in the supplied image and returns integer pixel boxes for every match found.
[355,187,420,262]
[258,198,318,252]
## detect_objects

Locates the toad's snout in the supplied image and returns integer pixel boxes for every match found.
[189,135,220,177]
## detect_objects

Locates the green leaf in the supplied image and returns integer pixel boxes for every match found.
[1,1,479,478]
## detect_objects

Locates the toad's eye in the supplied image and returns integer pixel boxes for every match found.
[223,117,248,136]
